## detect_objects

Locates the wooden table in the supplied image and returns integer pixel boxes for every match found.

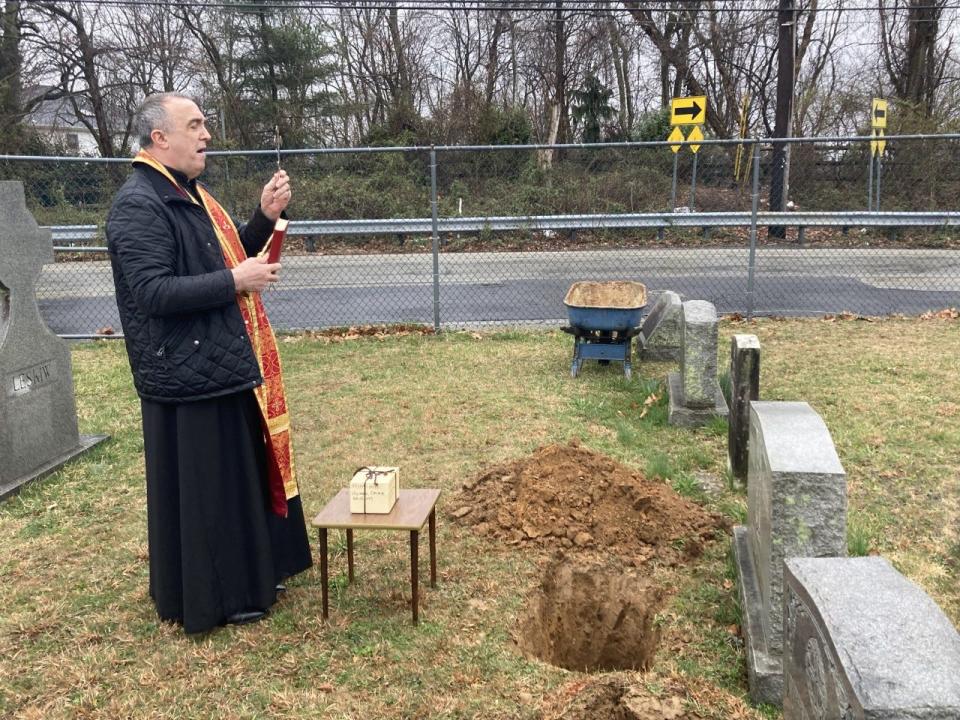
[311,488,441,624]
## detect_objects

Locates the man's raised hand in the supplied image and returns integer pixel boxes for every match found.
[261,170,291,220]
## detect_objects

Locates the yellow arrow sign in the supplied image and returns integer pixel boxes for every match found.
[671,95,706,126]
[871,128,886,156]
[872,98,888,129]
[668,126,684,153]
[687,125,704,153]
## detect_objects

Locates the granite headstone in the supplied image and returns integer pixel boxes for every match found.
[638,290,681,361]
[732,401,847,704]
[0,181,107,500]
[667,300,728,426]
[728,334,760,482]
[784,556,960,719]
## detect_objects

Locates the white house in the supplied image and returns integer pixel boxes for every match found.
[23,87,100,155]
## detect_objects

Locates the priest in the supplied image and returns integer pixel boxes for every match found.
[106,92,312,634]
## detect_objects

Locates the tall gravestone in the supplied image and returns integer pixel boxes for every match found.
[0,181,107,500]
[638,290,681,361]
[784,557,960,719]
[667,300,728,426]
[732,401,847,705]
[728,334,760,482]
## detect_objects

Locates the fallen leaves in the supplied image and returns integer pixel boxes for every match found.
[823,311,873,322]
[821,307,959,322]
[919,307,960,320]
[297,323,435,343]
[639,391,661,419]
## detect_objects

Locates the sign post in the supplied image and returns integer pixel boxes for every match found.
[667,96,707,212]
[687,125,704,210]
[869,98,888,211]
[668,126,683,210]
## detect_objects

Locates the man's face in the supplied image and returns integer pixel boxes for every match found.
[152,97,211,179]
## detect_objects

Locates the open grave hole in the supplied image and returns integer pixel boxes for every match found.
[516,557,666,672]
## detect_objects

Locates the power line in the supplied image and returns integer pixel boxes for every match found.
[20,0,960,12]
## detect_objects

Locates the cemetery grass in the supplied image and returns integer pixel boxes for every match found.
[1,317,958,719]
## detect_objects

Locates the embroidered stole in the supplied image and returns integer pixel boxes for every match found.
[133,150,298,517]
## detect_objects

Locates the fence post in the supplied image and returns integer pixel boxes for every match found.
[746,141,761,321]
[671,152,679,210]
[430,147,441,332]
[690,151,698,211]
[876,154,882,211]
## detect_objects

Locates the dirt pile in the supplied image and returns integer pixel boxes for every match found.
[540,673,760,720]
[451,440,728,563]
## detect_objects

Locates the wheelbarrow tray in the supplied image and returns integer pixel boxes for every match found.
[563,281,647,331]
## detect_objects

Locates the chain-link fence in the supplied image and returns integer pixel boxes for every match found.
[2,133,959,337]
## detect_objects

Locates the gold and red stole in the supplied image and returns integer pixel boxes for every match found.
[133,150,298,517]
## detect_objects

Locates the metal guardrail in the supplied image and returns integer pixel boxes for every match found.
[49,211,960,253]
[47,211,960,252]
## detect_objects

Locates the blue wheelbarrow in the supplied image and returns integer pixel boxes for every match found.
[562,281,647,379]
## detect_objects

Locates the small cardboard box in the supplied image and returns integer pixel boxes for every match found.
[350,466,400,514]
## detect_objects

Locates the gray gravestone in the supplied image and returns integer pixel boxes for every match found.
[732,401,847,705]
[728,334,760,483]
[784,556,960,719]
[638,290,681,361]
[0,181,107,500]
[667,300,728,426]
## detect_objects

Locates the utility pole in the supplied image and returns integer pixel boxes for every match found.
[768,0,795,239]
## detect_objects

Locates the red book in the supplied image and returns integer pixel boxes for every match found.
[265,218,288,263]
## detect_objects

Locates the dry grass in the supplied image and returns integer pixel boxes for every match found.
[1,316,958,719]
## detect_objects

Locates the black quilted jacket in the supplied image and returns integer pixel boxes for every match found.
[106,162,274,403]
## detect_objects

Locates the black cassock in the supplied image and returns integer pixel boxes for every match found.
[141,389,312,634]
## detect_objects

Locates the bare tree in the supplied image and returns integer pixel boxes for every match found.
[879,0,951,118]
[112,1,191,96]
[0,0,22,148]
[689,3,772,138]
[176,4,254,147]
[791,1,846,135]
[24,2,129,156]
[623,1,742,137]
[606,12,635,136]
[331,4,428,140]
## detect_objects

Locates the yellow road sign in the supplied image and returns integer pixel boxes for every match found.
[670,95,706,126]
[872,98,888,129]
[687,125,704,153]
[871,128,886,156]
[668,126,684,153]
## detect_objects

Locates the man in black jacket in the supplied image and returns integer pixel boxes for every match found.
[107,92,312,633]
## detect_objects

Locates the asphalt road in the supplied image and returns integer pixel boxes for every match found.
[37,247,960,335]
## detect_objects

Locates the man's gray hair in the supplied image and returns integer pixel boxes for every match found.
[134,92,195,147]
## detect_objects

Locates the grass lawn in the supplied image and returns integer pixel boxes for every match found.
[1,317,958,719]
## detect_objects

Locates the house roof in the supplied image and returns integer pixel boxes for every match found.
[24,85,96,131]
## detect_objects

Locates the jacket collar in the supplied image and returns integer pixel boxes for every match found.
[132,150,201,206]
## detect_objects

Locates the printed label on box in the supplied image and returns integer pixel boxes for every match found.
[350,466,400,514]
